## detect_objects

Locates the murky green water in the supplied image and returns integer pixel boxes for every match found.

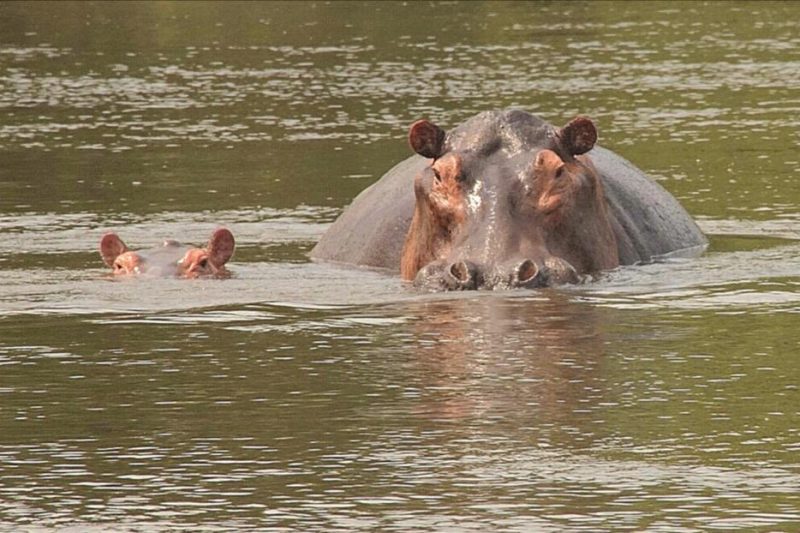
[1,1,798,531]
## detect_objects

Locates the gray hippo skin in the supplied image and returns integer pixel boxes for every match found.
[311,109,706,289]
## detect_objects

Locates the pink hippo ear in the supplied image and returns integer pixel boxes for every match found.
[100,233,129,267]
[206,228,235,268]
[409,119,446,160]
[558,115,597,156]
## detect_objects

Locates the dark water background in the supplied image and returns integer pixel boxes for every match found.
[0,1,798,531]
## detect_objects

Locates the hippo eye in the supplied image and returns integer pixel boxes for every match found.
[198,258,209,269]
[432,168,442,183]
[555,165,565,179]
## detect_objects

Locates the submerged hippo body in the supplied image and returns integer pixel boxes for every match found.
[100,228,235,278]
[311,109,706,289]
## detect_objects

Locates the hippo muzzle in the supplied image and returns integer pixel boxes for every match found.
[414,256,580,291]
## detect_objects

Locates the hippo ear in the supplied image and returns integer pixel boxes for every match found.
[559,116,597,156]
[100,233,128,267]
[409,119,446,159]
[206,228,235,267]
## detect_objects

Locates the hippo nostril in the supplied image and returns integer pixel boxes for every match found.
[505,258,548,288]
[444,260,480,290]
[449,261,471,283]
[516,259,539,284]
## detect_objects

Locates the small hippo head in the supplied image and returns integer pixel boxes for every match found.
[100,228,235,278]
[401,110,618,290]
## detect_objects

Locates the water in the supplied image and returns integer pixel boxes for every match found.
[1,1,798,531]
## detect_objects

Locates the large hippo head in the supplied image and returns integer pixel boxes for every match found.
[401,110,618,290]
[100,228,235,278]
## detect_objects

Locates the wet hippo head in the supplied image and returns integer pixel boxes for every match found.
[100,228,235,278]
[401,110,619,290]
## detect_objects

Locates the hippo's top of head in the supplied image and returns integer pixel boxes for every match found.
[100,228,235,278]
[410,109,596,163]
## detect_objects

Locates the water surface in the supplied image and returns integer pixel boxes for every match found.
[0,2,798,531]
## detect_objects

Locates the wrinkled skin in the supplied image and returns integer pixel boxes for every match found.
[310,109,707,290]
[100,228,235,278]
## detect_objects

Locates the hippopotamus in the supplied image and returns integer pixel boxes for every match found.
[100,228,235,278]
[311,109,707,290]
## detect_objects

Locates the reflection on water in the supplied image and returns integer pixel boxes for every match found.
[1,295,798,531]
[1,1,799,531]
[402,294,611,428]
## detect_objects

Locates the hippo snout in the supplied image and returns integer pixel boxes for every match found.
[509,259,545,288]
[483,259,550,290]
[413,257,579,291]
[445,261,481,290]
[413,261,480,291]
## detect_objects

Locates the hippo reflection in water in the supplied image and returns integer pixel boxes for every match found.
[311,109,707,290]
[100,228,235,278]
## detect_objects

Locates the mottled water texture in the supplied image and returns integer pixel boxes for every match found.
[0,2,798,531]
